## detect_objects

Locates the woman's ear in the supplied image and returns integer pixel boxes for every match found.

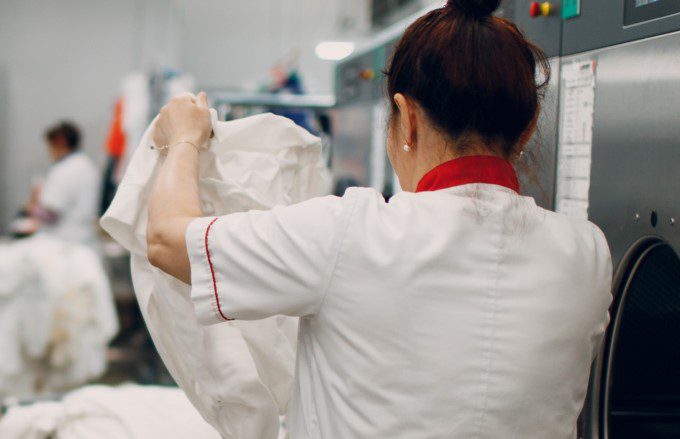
[394,93,417,147]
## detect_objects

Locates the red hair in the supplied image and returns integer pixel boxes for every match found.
[386,0,550,158]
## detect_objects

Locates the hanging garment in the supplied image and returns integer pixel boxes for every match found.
[101,73,152,214]
[0,236,118,398]
[100,110,328,439]
[0,384,221,439]
[101,98,126,214]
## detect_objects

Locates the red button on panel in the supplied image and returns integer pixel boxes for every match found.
[529,1,541,17]
[530,1,551,18]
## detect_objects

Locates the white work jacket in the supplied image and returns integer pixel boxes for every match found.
[39,151,100,249]
[186,155,613,439]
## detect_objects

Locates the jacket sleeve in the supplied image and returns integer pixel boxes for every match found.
[185,193,357,324]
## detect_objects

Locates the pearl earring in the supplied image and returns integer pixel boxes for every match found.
[403,144,412,152]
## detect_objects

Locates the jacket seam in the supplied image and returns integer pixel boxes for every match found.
[473,220,505,437]
[315,191,360,315]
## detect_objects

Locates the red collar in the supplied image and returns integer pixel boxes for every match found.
[415,155,520,193]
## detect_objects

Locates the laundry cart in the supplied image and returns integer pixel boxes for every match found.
[555,2,680,438]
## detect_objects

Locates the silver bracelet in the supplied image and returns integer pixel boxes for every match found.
[150,140,201,153]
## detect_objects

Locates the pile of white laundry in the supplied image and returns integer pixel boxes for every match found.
[0,236,118,399]
[0,384,221,439]
[100,110,328,438]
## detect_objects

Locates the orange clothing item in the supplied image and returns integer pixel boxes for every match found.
[105,98,126,158]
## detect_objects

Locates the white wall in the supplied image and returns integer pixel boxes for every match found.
[176,0,370,95]
[0,0,177,230]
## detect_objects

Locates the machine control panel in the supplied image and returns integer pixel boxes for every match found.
[335,49,385,106]
[499,0,562,57]
[529,1,553,18]
[337,0,564,107]
[562,0,680,55]
[625,0,680,25]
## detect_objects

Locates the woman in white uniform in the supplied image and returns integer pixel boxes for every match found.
[146,0,612,437]
[29,121,100,250]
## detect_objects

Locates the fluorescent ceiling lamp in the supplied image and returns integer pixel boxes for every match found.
[315,41,355,61]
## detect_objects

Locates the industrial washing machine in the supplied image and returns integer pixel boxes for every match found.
[559,2,680,438]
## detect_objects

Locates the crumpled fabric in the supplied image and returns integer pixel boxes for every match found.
[100,111,328,439]
[0,236,118,398]
[0,384,221,439]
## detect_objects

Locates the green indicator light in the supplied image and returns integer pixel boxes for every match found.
[562,0,580,19]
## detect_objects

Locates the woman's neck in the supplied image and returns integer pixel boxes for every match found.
[407,139,501,192]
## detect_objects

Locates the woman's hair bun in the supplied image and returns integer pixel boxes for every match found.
[446,0,501,18]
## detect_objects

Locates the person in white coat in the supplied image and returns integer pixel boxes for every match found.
[24,121,101,250]
[145,0,612,437]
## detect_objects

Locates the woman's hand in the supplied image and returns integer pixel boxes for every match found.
[147,92,211,283]
[153,92,212,149]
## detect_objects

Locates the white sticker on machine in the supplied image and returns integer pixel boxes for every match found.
[556,60,596,220]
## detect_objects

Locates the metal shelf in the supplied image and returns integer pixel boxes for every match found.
[209,92,335,109]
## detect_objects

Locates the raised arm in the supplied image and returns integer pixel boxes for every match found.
[146,92,212,283]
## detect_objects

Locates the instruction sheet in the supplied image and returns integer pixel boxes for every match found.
[555,60,596,220]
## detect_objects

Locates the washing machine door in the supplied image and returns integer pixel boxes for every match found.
[600,239,680,438]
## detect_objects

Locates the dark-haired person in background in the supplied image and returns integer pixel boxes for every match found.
[144,0,612,437]
[22,121,101,249]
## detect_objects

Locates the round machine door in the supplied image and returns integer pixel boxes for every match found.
[602,240,680,438]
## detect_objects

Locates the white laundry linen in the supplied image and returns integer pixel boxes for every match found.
[39,152,101,250]
[0,384,221,439]
[100,111,328,438]
[0,236,118,398]
[185,183,613,439]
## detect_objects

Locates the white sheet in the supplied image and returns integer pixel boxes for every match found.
[0,384,221,439]
[0,236,118,398]
[100,111,328,438]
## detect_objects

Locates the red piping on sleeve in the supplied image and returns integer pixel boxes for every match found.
[205,217,233,321]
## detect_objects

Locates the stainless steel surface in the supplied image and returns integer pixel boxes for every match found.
[335,49,384,105]
[501,0,562,58]
[332,14,403,193]
[566,30,680,439]
[209,92,335,109]
[517,57,560,209]
[573,31,680,268]
[330,103,375,189]
[562,0,680,55]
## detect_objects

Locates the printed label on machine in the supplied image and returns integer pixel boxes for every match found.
[556,60,596,220]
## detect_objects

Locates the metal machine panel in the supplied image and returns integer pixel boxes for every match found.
[330,103,375,190]
[576,32,680,267]
[500,0,563,57]
[517,57,560,209]
[333,40,390,193]
[501,1,562,209]
[562,0,680,55]
[335,49,384,106]
[566,31,680,439]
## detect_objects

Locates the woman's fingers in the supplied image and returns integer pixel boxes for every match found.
[197,92,208,108]
[151,91,212,151]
